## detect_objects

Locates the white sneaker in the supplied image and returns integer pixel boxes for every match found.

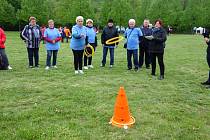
[45,66,50,70]
[79,70,84,74]
[110,65,113,68]
[53,65,57,69]
[83,66,88,70]
[8,65,12,70]
[88,65,94,69]
[75,70,79,74]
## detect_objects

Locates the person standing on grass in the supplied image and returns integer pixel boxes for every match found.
[124,19,143,71]
[70,16,87,75]
[44,20,61,70]
[101,19,119,68]
[148,19,167,80]
[139,19,152,69]
[21,17,42,68]
[84,19,97,70]
[201,29,210,87]
[0,27,12,70]
[64,26,71,43]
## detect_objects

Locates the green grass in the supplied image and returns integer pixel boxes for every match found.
[0,32,210,140]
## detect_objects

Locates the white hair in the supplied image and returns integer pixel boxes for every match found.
[129,19,136,24]
[86,19,93,24]
[76,16,84,22]
[144,19,150,24]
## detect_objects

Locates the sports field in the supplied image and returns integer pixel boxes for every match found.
[0,32,210,140]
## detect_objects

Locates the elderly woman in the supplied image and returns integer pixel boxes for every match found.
[44,20,61,70]
[148,19,167,80]
[84,19,97,70]
[124,19,143,71]
[21,17,42,68]
[70,16,87,74]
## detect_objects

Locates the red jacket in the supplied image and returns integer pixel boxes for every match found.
[0,28,6,49]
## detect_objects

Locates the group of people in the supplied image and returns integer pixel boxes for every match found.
[0,15,209,83]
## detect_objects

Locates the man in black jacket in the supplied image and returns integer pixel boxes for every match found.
[101,19,119,68]
[139,19,152,69]
[147,19,167,80]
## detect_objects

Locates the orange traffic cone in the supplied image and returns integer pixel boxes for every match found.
[109,87,135,129]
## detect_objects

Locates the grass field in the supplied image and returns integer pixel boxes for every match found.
[0,32,210,140]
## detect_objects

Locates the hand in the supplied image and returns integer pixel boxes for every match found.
[204,37,209,43]
[80,34,85,38]
[52,40,56,44]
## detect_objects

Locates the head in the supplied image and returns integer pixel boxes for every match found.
[76,16,84,27]
[128,19,136,28]
[48,19,54,29]
[155,19,163,28]
[29,17,36,26]
[143,19,150,27]
[107,19,114,27]
[86,19,93,27]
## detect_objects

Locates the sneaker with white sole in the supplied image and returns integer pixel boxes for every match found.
[83,66,88,70]
[79,70,84,74]
[45,66,50,70]
[75,70,79,74]
[53,65,57,69]
[110,65,113,68]
[88,65,94,68]
[8,65,12,70]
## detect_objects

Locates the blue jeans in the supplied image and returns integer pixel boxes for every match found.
[46,50,58,67]
[102,46,114,65]
[127,49,139,69]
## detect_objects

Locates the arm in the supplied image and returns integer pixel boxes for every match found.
[22,25,29,41]
[153,30,167,43]
[85,36,89,45]
[115,28,119,45]
[72,26,81,39]
[43,29,53,43]
[95,36,98,46]
[101,28,105,44]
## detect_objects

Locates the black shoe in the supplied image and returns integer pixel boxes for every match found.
[201,81,210,85]
[151,73,156,76]
[134,68,139,72]
[158,75,164,80]
[100,64,105,67]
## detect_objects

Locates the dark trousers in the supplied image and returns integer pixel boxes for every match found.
[46,50,58,67]
[151,52,165,76]
[27,48,39,67]
[72,49,84,70]
[207,52,210,82]
[0,48,9,69]
[139,46,151,67]
[84,46,96,66]
[102,47,114,65]
[66,37,69,43]
[127,49,139,69]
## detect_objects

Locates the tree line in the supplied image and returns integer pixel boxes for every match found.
[0,0,209,32]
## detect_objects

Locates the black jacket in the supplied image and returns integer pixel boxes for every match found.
[149,27,167,53]
[101,26,119,46]
[140,26,153,48]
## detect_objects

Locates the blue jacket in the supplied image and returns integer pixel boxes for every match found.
[70,25,87,50]
[125,27,143,50]
[44,28,61,50]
